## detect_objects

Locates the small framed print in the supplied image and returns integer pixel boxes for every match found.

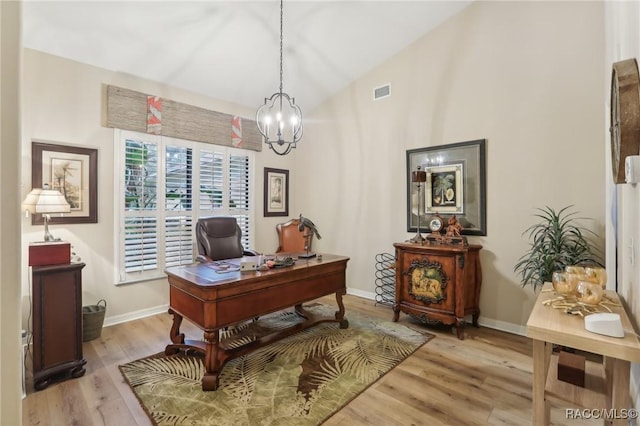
[426,163,464,215]
[264,167,289,217]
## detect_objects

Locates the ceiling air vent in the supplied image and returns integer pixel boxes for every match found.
[373,83,391,101]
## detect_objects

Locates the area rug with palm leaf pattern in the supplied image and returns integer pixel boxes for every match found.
[119,303,433,426]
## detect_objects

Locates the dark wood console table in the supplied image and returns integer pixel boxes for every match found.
[393,242,482,339]
[164,253,349,391]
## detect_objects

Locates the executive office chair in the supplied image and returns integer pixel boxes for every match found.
[195,216,258,262]
[275,218,311,253]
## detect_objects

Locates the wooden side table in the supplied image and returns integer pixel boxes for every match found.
[31,262,86,390]
[393,242,483,339]
[526,283,640,425]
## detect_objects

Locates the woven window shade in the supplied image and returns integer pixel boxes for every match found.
[104,85,262,152]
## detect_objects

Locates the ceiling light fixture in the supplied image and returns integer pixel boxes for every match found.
[256,0,303,156]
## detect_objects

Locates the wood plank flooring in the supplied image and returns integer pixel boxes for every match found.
[22,294,603,425]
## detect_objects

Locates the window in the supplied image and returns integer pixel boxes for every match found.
[115,130,254,284]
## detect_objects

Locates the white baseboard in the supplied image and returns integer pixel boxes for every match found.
[102,304,169,328]
[476,317,526,336]
[346,288,527,336]
[347,288,377,300]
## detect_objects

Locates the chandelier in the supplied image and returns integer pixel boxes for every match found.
[256,0,303,156]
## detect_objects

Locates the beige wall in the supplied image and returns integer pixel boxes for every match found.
[11,0,613,414]
[605,0,640,410]
[7,0,631,417]
[1,1,23,424]
[21,49,297,324]
[297,1,605,333]
[18,1,607,334]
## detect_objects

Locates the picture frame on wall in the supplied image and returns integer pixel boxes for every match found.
[264,167,289,217]
[31,141,98,225]
[406,139,486,235]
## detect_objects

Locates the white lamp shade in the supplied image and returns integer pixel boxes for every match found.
[22,188,71,214]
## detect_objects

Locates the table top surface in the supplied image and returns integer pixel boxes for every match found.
[165,253,349,288]
[526,283,640,362]
[393,242,482,252]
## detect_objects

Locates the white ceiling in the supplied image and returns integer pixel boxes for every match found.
[22,1,472,112]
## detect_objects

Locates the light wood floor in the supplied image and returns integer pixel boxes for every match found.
[22,294,603,426]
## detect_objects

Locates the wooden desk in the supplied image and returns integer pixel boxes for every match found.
[164,253,349,391]
[526,283,640,425]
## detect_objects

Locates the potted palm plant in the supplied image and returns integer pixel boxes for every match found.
[514,205,603,292]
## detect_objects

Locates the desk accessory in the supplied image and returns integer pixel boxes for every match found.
[240,260,259,272]
[298,214,321,258]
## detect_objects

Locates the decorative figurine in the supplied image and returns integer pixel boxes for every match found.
[445,215,463,237]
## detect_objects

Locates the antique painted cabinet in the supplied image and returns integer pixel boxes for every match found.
[393,242,482,339]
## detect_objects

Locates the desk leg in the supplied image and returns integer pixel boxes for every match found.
[608,357,630,426]
[532,339,550,425]
[202,329,221,391]
[167,308,185,344]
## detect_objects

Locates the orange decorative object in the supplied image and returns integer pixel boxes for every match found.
[564,265,586,275]
[552,271,577,296]
[576,280,604,305]
[147,95,162,135]
[231,116,243,148]
[585,266,607,289]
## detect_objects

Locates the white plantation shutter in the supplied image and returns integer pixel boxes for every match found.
[164,145,194,267]
[165,216,193,267]
[124,217,157,272]
[122,137,159,279]
[199,149,224,211]
[229,153,251,250]
[115,130,254,285]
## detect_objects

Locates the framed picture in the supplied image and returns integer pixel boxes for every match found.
[264,167,289,217]
[426,162,464,214]
[406,139,486,235]
[31,141,98,224]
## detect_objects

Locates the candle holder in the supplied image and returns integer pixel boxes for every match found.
[409,166,427,244]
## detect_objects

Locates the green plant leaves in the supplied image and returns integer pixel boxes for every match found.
[514,205,603,291]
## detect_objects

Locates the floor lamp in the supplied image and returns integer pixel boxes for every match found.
[409,166,427,244]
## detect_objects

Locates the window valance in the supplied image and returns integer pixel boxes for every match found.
[104,85,262,152]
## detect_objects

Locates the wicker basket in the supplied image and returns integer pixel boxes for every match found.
[82,299,106,342]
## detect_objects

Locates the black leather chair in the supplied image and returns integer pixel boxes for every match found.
[195,216,258,262]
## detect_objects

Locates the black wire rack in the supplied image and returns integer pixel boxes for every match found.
[374,253,396,306]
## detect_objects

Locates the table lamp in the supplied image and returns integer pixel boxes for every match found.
[22,184,71,242]
[409,166,427,244]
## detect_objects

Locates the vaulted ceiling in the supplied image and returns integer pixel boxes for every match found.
[22,1,472,112]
